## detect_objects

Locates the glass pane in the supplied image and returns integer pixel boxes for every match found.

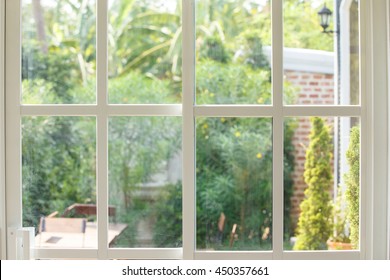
[195,0,272,104]
[196,118,272,251]
[284,117,360,251]
[283,0,360,105]
[108,117,182,248]
[108,0,182,104]
[22,117,96,248]
[22,0,96,104]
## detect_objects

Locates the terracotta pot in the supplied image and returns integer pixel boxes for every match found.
[327,240,353,250]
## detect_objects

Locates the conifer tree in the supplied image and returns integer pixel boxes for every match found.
[294,117,333,250]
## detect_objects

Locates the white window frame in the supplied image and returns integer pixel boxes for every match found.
[1,0,389,260]
[0,0,6,261]
[388,0,390,260]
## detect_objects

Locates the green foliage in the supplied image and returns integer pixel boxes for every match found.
[109,115,181,210]
[108,0,181,78]
[196,60,271,104]
[22,0,96,103]
[294,117,333,250]
[345,126,360,249]
[284,119,298,239]
[283,0,334,51]
[199,36,231,63]
[109,71,178,103]
[196,117,273,249]
[21,0,307,248]
[22,45,80,103]
[153,183,183,247]
[237,30,270,70]
[22,117,96,228]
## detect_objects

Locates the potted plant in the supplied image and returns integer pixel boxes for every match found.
[327,186,352,250]
[328,126,359,250]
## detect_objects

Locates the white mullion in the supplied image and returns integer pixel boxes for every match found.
[282,251,360,260]
[96,0,108,260]
[108,249,182,260]
[0,0,6,260]
[20,105,98,116]
[20,104,182,116]
[34,249,98,260]
[195,105,274,117]
[5,0,22,260]
[194,251,273,260]
[283,106,361,117]
[360,0,369,259]
[387,0,390,260]
[370,0,388,260]
[272,0,284,260]
[107,104,182,116]
[182,0,195,260]
[194,106,361,118]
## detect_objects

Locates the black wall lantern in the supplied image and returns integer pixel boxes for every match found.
[318,3,338,34]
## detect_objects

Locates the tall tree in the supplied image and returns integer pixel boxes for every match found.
[32,0,47,53]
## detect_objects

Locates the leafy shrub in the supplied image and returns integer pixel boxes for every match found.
[196,60,271,104]
[196,117,273,249]
[199,36,231,63]
[236,30,270,70]
[345,126,360,249]
[22,44,81,103]
[109,71,178,103]
[294,117,334,250]
[153,183,183,247]
[22,117,96,229]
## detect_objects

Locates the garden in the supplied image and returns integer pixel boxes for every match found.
[21,0,359,251]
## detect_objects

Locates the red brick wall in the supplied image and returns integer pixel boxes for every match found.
[284,70,335,230]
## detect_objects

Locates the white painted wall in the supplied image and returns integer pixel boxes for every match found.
[263,46,334,74]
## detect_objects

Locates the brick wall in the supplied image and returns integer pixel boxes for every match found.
[284,70,335,230]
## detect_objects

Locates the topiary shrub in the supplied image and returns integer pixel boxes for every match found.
[294,117,334,250]
[345,126,360,249]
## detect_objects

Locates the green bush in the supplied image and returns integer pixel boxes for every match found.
[294,117,334,250]
[345,126,360,249]
[196,117,273,250]
[194,59,296,248]
[236,30,270,70]
[22,44,82,104]
[153,183,183,247]
[22,117,96,229]
[199,36,231,64]
[196,60,271,104]
[109,71,178,104]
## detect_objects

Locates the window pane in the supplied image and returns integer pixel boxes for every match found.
[196,118,272,251]
[22,0,96,104]
[22,117,96,248]
[108,0,182,104]
[108,117,182,248]
[195,0,272,105]
[283,0,360,105]
[284,117,360,251]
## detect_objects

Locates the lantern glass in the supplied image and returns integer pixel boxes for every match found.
[320,13,330,28]
[318,4,332,31]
